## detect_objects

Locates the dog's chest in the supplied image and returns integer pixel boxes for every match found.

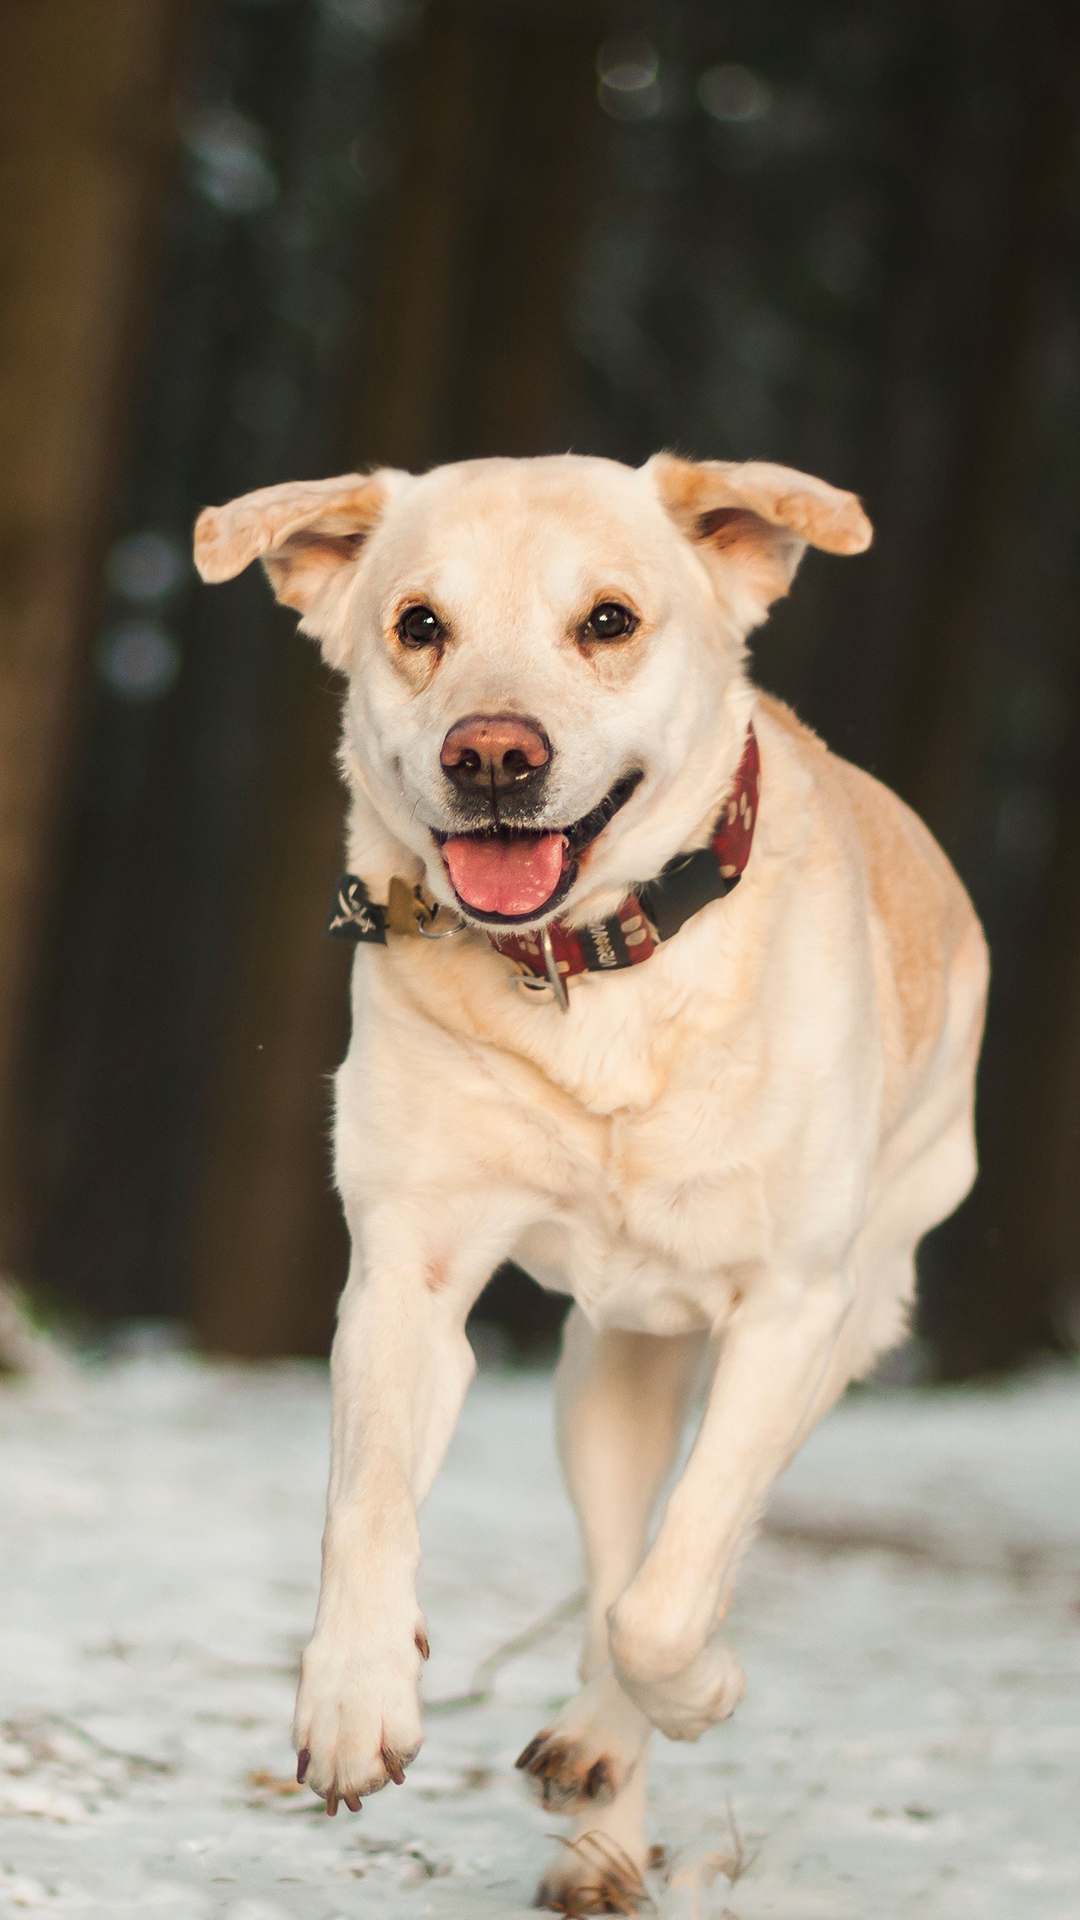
[506,1020,774,1332]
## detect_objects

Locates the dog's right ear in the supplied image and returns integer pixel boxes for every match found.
[646,452,871,629]
[193,469,403,667]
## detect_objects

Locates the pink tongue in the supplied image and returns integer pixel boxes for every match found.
[443,832,567,916]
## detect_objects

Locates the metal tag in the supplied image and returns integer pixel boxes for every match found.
[386,876,433,936]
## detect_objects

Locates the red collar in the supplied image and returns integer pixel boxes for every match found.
[488,724,759,1002]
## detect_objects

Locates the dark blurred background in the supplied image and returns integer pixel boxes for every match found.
[2,0,1080,1377]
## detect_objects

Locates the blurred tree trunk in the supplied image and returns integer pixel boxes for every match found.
[899,0,1080,1378]
[359,0,605,469]
[933,645,1080,1377]
[0,0,195,1271]
[891,0,1080,853]
[188,0,605,1356]
[187,644,352,1359]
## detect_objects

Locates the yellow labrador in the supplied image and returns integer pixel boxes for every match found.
[195,453,986,1913]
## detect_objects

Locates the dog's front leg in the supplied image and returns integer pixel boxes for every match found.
[608,1269,854,1741]
[293,1198,507,1812]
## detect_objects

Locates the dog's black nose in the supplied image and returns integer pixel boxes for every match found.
[440,713,551,794]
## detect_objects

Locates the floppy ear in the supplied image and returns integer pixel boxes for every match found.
[646,452,871,626]
[193,469,403,666]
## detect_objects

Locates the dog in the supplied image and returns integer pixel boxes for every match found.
[194,452,987,1913]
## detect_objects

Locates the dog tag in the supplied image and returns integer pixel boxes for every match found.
[387,876,433,936]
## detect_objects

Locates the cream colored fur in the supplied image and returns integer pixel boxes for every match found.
[194,453,986,1912]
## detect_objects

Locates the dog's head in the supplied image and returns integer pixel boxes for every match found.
[194,454,869,928]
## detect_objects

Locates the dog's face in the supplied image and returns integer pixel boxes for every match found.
[195,454,869,928]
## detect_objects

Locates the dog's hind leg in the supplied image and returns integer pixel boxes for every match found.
[534,1759,651,1915]
[558,1310,707,1686]
[520,1308,704,1907]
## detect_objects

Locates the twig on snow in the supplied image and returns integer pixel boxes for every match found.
[547,1829,655,1916]
[424,1586,585,1715]
[665,1801,759,1918]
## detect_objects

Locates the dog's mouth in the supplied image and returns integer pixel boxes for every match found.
[434,771,643,925]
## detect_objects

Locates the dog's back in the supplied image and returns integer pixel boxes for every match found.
[757,691,987,1132]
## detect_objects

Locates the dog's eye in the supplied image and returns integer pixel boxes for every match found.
[397,605,445,648]
[583,601,637,642]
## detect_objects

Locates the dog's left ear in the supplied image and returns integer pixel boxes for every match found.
[646,453,871,623]
[194,469,404,666]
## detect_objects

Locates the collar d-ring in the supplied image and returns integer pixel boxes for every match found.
[540,926,570,1010]
[416,906,467,940]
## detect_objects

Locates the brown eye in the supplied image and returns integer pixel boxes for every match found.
[583,600,637,642]
[397,604,445,648]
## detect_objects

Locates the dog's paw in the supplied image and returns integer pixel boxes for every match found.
[292,1623,428,1812]
[613,1637,744,1743]
[535,1830,648,1915]
[516,1667,649,1815]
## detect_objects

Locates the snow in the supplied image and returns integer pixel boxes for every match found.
[1,1350,1078,1919]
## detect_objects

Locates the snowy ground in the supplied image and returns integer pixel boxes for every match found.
[1,1349,1078,1920]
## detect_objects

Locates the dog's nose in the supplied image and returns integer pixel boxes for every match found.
[440,713,551,793]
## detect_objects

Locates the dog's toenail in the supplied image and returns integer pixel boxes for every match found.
[515,1734,547,1770]
[325,1790,339,1816]
[381,1745,406,1785]
[295,1748,310,1784]
[343,1792,362,1812]
[415,1629,430,1660]
[584,1758,611,1799]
